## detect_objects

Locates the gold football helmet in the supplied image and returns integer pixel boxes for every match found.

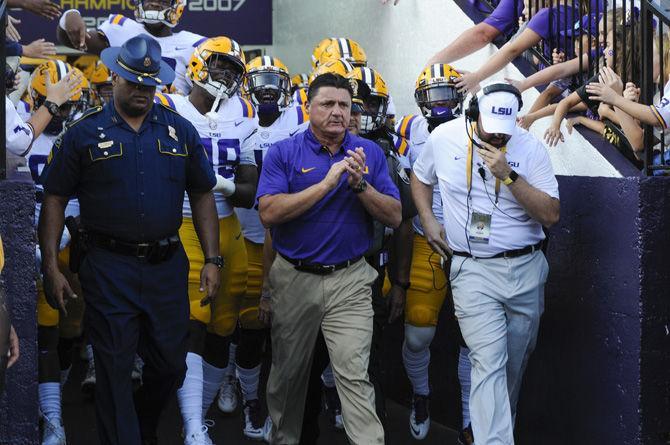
[134,0,186,28]
[415,64,463,125]
[308,58,355,86]
[317,38,367,68]
[30,60,89,134]
[187,36,246,100]
[290,73,309,94]
[244,56,292,109]
[311,37,334,70]
[346,67,389,134]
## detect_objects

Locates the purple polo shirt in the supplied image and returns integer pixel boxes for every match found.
[256,127,400,264]
[484,0,525,35]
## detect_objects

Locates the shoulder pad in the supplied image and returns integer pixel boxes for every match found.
[67,106,103,128]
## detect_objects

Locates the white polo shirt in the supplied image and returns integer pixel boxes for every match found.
[413,116,559,258]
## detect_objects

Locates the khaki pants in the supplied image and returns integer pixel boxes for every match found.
[266,255,385,445]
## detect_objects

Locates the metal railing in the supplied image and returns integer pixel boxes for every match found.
[476,0,669,175]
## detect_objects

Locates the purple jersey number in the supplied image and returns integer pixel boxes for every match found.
[201,138,240,178]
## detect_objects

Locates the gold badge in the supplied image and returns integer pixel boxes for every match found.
[168,125,178,141]
[144,57,151,67]
[98,140,114,149]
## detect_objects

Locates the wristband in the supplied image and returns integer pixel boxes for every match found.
[59,9,80,31]
[213,174,236,197]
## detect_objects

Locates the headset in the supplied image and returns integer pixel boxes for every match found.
[464,83,523,123]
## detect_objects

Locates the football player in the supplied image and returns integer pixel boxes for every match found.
[27,60,88,445]
[316,37,368,68]
[231,55,309,440]
[394,64,472,442]
[290,72,309,107]
[154,36,257,445]
[347,66,416,428]
[57,0,206,93]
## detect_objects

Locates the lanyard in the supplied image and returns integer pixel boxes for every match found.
[466,122,505,204]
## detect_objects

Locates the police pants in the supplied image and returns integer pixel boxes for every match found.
[78,246,190,445]
[450,251,548,445]
[266,255,384,445]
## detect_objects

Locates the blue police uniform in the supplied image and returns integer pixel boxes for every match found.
[40,35,216,445]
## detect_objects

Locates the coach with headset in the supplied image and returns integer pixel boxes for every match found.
[410,81,559,444]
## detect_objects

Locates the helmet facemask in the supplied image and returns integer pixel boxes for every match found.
[246,70,291,114]
[356,81,388,135]
[134,0,182,28]
[415,84,463,128]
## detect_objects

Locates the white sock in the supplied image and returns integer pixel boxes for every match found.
[59,366,71,387]
[202,359,227,417]
[177,352,204,436]
[402,340,430,396]
[321,363,336,388]
[237,364,261,402]
[226,342,237,377]
[458,346,472,428]
[39,382,62,421]
[86,344,95,366]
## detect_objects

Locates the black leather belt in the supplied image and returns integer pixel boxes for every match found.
[280,253,362,275]
[453,241,544,259]
[87,232,180,263]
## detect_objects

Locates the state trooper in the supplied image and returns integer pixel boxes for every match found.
[38,35,221,445]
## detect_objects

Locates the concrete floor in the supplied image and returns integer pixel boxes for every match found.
[61,355,461,445]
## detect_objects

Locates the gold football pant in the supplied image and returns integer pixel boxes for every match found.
[180,214,248,337]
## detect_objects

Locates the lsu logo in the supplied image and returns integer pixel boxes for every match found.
[491,106,513,116]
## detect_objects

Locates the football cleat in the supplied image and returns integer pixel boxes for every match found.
[184,424,214,445]
[41,415,66,445]
[409,394,430,440]
[242,399,269,440]
[217,374,238,414]
[323,385,344,430]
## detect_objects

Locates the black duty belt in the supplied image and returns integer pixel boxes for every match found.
[453,241,544,259]
[280,253,362,275]
[87,232,180,263]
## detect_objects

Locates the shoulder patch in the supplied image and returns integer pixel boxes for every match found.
[67,106,103,128]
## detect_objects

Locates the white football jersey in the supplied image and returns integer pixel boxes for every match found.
[394,114,444,235]
[98,14,205,94]
[6,97,34,156]
[235,104,310,244]
[155,93,257,219]
[29,132,80,219]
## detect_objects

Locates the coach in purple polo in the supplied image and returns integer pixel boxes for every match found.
[257,73,400,444]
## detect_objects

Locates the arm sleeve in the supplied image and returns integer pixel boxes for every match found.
[526,8,551,39]
[5,97,34,156]
[41,130,81,196]
[576,75,601,114]
[526,139,560,200]
[185,124,217,193]
[412,134,438,186]
[256,143,289,199]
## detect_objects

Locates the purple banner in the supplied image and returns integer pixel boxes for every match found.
[10,0,272,46]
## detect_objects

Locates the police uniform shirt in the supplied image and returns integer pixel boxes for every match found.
[394,114,444,235]
[155,93,257,219]
[235,104,309,244]
[5,96,34,156]
[41,101,216,242]
[98,14,206,94]
[412,116,559,257]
